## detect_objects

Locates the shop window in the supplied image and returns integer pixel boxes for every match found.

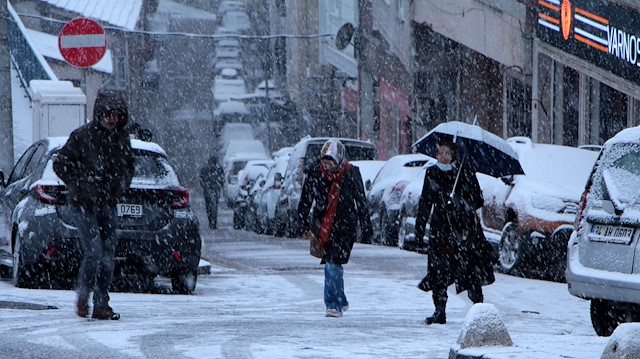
[505,76,531,138]
[599,83,627,143]
[562,67,579,147]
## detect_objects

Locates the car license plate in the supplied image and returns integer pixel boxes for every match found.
[117,203,143,217]
[588,224,635,244]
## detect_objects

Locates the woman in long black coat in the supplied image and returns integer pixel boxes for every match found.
[414,137,495,325]
[298,139,373,318]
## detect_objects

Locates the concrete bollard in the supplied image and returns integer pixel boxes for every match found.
[449,303,513,359]
[601,323,640,359]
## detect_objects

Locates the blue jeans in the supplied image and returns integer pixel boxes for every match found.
[73,206,118,307]
[324,263,348,311]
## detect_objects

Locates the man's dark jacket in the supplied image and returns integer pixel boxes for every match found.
[415,163,495,293]
[200,163,224,195]
[53,114,134,209]
[297,161,373,264]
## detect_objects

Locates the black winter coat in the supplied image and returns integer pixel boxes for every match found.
[298,161,373,265]
[53,120,134,209]
[200,164,224,194]
[415,163,495,293]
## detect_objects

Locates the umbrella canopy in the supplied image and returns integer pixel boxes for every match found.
[412,121,524,178]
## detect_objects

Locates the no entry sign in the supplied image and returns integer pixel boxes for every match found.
[58,18,107,68]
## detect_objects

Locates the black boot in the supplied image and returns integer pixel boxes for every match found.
[424,288,448,325]
[424,309,446,324]
[425,288,447,324]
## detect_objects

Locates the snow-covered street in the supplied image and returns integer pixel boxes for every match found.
[0,207,609,359]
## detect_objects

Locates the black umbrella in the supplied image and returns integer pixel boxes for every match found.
[412,121,524,178]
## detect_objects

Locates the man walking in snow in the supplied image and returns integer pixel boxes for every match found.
[200,156,224,229]
[54,89,134,320]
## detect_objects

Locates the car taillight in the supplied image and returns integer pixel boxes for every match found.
[34,185,61,204]
[574,188,589,232]
[392,181,409,193]
[171,189,189,208]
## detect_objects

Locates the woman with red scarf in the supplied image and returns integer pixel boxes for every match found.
[298,139,373,318]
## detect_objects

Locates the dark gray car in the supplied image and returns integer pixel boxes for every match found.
[1,137,201,294]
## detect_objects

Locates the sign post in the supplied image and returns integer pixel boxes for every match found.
[58,18,107,68]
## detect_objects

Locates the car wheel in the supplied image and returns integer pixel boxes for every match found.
[233,207,244,229]
[373,208,386,245]
[381,210,397,246]
[591,299,623,337]
[498,222,526,275]
[12,234,32,288]
[397,214,412,251]
[172,269,198,294]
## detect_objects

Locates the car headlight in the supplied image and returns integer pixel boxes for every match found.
[530,193,568,213]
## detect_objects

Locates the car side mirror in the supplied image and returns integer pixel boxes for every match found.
[274,172,283,182]
[259,180,266,187]
[501,175,514,186]
[365,179,372,192]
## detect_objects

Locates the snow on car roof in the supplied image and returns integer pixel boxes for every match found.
[46,136,167,156]
[215,101,249,115]
[604,125,640,147]
[508,139,598,198]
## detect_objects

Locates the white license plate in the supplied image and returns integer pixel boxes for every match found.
[117,203,143,217]
[588,224,635,244]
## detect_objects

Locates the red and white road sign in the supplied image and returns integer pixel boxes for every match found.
[58,18,107,68]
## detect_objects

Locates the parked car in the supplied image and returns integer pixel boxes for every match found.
[490,137,599,280]
[567,126,640,336]
[368,154,434,246]
[232,159,273,229]
[222,139,270,207]
[256,154,290,235]
[217,0,245,19]
[1,137,201,293]
[351,160,386,196]
[275,136,378,237]
[213,69,247,105]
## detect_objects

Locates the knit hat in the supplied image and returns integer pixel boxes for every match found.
[93,89,128,127]
[321,139,345,163]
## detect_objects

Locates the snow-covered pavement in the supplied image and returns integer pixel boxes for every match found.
[0,222,609,359]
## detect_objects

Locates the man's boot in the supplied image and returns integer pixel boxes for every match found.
[76,296,89,318]
[92,303,120,320]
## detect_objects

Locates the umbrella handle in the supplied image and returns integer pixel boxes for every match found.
[450,149,469,200]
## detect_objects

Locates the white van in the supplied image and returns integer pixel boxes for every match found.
[567,126,640,336]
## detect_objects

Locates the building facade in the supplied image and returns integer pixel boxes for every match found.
[533,0,640,146]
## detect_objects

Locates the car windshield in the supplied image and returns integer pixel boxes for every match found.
[132,151,180,186]
[304,143,377,165]
[593,143,640,205]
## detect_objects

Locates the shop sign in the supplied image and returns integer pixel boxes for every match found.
[537,0,640,82]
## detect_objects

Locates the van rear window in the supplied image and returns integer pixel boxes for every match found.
[592,143,640,204]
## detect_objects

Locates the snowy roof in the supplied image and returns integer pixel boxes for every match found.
[25,28,112,73]
[45,136,167,156]
[40,0,143,30]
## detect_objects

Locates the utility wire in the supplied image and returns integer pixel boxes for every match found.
[10,13,334,40]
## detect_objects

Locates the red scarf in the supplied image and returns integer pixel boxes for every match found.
[319,160,352,245]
